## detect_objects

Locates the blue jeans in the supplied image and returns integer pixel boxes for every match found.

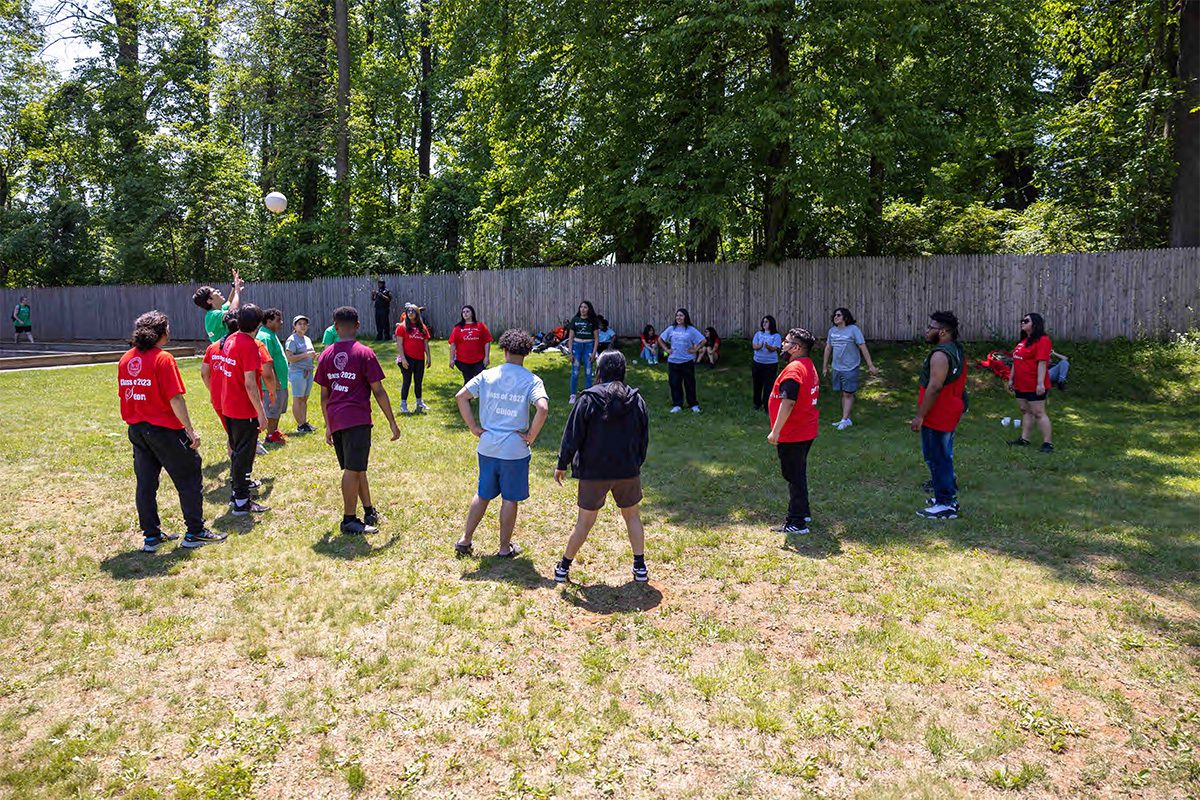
[1049,358,1068,385]
[640,345,658,364]
[920,426,957,505]
[570,340,593,394]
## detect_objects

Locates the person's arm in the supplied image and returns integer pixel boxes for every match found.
[243,370,267,429]
[483,342,491,367]
[1036,360,1048,396]
[228,270,242,313]
[911,351,948,431]
[320,385,333,444]
[659,330,672,357]
[424,338,432,368]
[523,397,550,447]
[168,394,201,449]
[567,327,575,356]
[859,343,878,375]
[687,330,704,354]
[766,335,780,352]
[200,361,211,391]
[370,380,402,440]
[635,396,649,466]
[821,340,831,376]
[554,400,585,485]
[448,329,457,367]
[396,331,408,368]
[456,386,483,436]
[767,398,794,445]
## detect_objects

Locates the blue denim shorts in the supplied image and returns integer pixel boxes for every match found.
[289,368,314,398]
[832,367,860,393]
[477,454,531,502]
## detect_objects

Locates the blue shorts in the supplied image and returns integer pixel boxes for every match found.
[832,368,860,393]
[477,454,531,502]
[289,368,314,398]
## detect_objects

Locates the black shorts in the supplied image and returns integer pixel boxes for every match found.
[332,424,372,471]
[1014,390,1047,402]
[14,325,31,333]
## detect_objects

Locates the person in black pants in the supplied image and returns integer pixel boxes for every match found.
[751,315,782,411]
[370,279,393,341]
[221,304,271,515]
[118,311,225,551]
[660,308,706,413]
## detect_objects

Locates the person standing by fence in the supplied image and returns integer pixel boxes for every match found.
[394,303,432,414]
[751,315,782,412]
[11,297,33,343]
[448,305,493,384]
[567,300,598,404]
[119,311,224,551]
[660,308,706,413]
[822,307,879,431]
[193,270,243,343]
[912,310,967,520]
[371,279,393,341]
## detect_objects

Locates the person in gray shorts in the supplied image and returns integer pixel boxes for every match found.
[553,350,651,585]
[822,307,879,431]
[285,315,317,432]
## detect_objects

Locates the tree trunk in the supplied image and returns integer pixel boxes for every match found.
[687,219,719,262]
[417,0,433,179]
[1169,0,1200,247]
[761,14,792,263]
[334,0,351,227]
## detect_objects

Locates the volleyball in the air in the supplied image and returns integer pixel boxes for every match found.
[264,192,288,214]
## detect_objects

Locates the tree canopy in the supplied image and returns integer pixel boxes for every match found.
[1,0,1196,285]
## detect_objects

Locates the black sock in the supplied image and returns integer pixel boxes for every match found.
[364,506,375,515]
[558,557,572,570]
[343,514,356,524]
[633,554,646,568]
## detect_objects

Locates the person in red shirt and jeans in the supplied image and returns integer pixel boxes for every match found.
[220,304,271,515]
[1007,312,1054,453]
[767,328,819,536]
[118,311,225,551]
[911,310,967,519]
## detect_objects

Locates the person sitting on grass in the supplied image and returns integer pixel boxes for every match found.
[454,329,549,558]
[1049,348,1069,390]
[285,315,317,432]
[553,350,650,585]
[766,328,820,536]
[120,310,224,551]
[315,306,402,535]
[639,325,660,364]
[193,270,243,343]
[595,316,616,356]
[258,308,289,444]
[696,326,721,367]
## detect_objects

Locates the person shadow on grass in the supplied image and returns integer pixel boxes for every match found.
[312,528,400,560]
[559,580,663,614]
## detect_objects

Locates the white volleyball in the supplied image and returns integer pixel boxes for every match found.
[264,192,288,214]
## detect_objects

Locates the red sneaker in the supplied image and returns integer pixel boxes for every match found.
[265,431,286,444]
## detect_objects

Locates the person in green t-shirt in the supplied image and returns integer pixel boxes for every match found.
[321,323,338,346]
[12,297,33,343]
[192,270,243,343]
[258,308,290,443]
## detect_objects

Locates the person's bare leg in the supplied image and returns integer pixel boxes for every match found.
[459,495,489,547]
[358,471,372,508]
[1031,402,1052,444]
[266,417,279,436]
[341,470,358,516]
[498,500,519,554]
[1018,399,1033,440]
[620,504,645,556]
[841,391,855,421]
[292,397,307,427]
[563,508,601,559]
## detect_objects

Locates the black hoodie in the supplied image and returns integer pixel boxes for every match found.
[556,381,649,479]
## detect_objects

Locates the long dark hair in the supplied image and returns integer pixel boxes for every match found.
[704,326,719,346]
[673,308,692,328]
[576,300,596,320]
[1020,312,1046,346]
[404,305,428,334]
[642,324,657,340]
[132,311,169,351]
[831,307,856,326]
[760,315,778,334]
[456,305,479,328]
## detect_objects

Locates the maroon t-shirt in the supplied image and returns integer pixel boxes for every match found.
[314,340,386,433]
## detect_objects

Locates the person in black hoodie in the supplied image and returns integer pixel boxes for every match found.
[553,350,650,585]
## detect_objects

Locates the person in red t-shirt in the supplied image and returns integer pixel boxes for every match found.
[448,305,492,384]
[316,306,401,535]
[394,303,433,413]
[1007,312,1054,452]
[200,310,239,427]
[119,311,225,552]
[911,310,967,519]
[766,328,819,535]
[220,304,270,515]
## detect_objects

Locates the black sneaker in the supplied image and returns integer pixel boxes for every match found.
[182,529,227,548]
[340,517,378,535]
[1039,442,1055,453]
[363,507,379,526]
[554,563,570,583]
[230,500,270,516]
[1008,437,1030,447]
[298,423,317,433]
[777,523,809,535]
[1056,380,1066,391]
[632,564,649,583]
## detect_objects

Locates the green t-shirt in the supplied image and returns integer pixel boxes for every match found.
[322,325,338,345]
[13,304,31,327]
[257,327,288,388]
[204,302,230,343]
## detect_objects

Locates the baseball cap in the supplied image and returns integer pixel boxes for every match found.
[292,314,309,325]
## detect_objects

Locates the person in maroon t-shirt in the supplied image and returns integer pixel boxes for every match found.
[119,311,224,552]
[316,306,402,535]
[1006,311,1054,452]
[766,328,819,535]
[220,304,270,515]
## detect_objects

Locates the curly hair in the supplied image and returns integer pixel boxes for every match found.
[132,311,169,351]
[497,328,535,356]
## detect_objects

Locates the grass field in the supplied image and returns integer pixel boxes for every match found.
[0,336,1197,799]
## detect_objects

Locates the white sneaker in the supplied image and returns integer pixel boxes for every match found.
[400,402,410,414]
[255,441,267,455]
[569,394,576,405]
[691,406,701,413]
[837,419,853,430]
[415,400,428,411]
[669,406,682,413]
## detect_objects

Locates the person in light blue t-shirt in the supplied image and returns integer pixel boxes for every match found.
[454,329,550,559]
[751,314,782,411]
[660,308,707,412]
[822,307,879,430]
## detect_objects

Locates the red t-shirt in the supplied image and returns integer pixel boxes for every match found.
[768,357,819,442]
[118,347,186,429]
[202,341,223,413]
[1011,335,1052,392]
[219,331,263,420]
[395,322,431,360]
[448,322,492,364]
[314,340,386,433]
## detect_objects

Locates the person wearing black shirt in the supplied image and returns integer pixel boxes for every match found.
[370,280,393,341]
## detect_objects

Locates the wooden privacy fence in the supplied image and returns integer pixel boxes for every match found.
[2,249,1197,343]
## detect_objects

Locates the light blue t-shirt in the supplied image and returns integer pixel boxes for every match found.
[464,362,549,460]
[597,328,615,344]
[661,325,705,364]
[827,324,866,371]
[285,333,314,372]
[752,331,782,364]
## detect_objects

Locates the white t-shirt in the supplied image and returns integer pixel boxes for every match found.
[464,362,549,460]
